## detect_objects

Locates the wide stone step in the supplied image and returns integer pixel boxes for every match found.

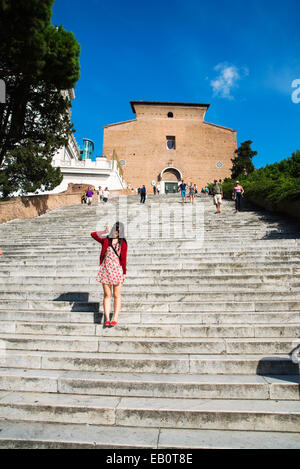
[2,267,298,277]
[1,241,299,249]
[2,252,299,260]
[0,368,299,400]
[0,391,299,432]
[1,321,300,339]
[0,334,298,355]
[1,299,300,312]
[2,247,300,255]
[1,350,298,375]
[0,291,299,302]
[1,240,299,249]
[1,310,299,325]
[0,283,297,295]
[1,421,299,449]
[0,274,298,285]
[2,256,300,265]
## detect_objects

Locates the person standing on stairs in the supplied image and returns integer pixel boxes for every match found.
[232,181,245,212]
[91,222,127,327]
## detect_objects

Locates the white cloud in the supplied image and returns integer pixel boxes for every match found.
[210,63,248,99]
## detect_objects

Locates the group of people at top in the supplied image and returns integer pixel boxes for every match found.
[81,186,110,205]
[136,180,244,211]
[177,179,245,213]
[178,181,198,204]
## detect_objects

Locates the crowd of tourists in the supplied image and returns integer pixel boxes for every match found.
[81,186,110,205]
[132,179,245,212]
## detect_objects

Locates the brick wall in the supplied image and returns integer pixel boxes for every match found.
[103,103,237,192]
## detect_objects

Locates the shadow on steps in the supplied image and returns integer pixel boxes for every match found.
[54,292,102,324]
[257,345,300,400]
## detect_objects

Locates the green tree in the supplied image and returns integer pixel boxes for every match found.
[0,0,80,198]
[231,140,257,179]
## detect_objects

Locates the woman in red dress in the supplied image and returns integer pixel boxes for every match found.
[91,222,127,327]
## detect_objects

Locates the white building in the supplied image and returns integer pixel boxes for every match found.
[46,89,127,194]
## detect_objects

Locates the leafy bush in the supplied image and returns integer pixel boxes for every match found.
[222,150,300,205]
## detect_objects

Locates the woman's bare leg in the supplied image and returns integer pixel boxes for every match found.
[112,283,122,323]
[102,284,112,321]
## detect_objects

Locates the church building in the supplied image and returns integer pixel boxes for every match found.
[102,101,237,193]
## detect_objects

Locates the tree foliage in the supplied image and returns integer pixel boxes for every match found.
[223,150,300,205]
[0,0,81,198]
[231,140,257,179]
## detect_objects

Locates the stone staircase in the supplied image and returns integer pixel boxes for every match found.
[0,193,299,448]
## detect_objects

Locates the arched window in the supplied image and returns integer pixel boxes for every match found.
[167,112,174,118]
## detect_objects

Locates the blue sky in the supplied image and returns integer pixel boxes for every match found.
[52,0,300,168]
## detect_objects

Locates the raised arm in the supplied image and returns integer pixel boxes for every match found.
[91,229,109,244]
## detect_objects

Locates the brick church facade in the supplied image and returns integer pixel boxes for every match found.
[102,101,237,193]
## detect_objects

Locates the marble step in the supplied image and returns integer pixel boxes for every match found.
[0,333,298,355]
[0,291,299,303]
[0,310,299,325]
[0,321,300,339]
[0,274,298,285]
[0,391,299,432]
[0,299,299,312]
[0,368,299,400]
[1,350,298,375]
[0,283,298,295]
[1,421,299,449]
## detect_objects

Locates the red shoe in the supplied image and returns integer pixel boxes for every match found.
[104,320,111,326]
[110,321,117,326]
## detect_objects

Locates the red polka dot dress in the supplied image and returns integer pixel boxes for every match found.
[96,242,123,285]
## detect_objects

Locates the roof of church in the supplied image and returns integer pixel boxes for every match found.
[130,101,210,113]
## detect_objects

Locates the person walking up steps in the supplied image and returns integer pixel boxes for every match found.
[91,222,127,327]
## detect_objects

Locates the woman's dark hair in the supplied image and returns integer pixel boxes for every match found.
[108,221,127,246]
